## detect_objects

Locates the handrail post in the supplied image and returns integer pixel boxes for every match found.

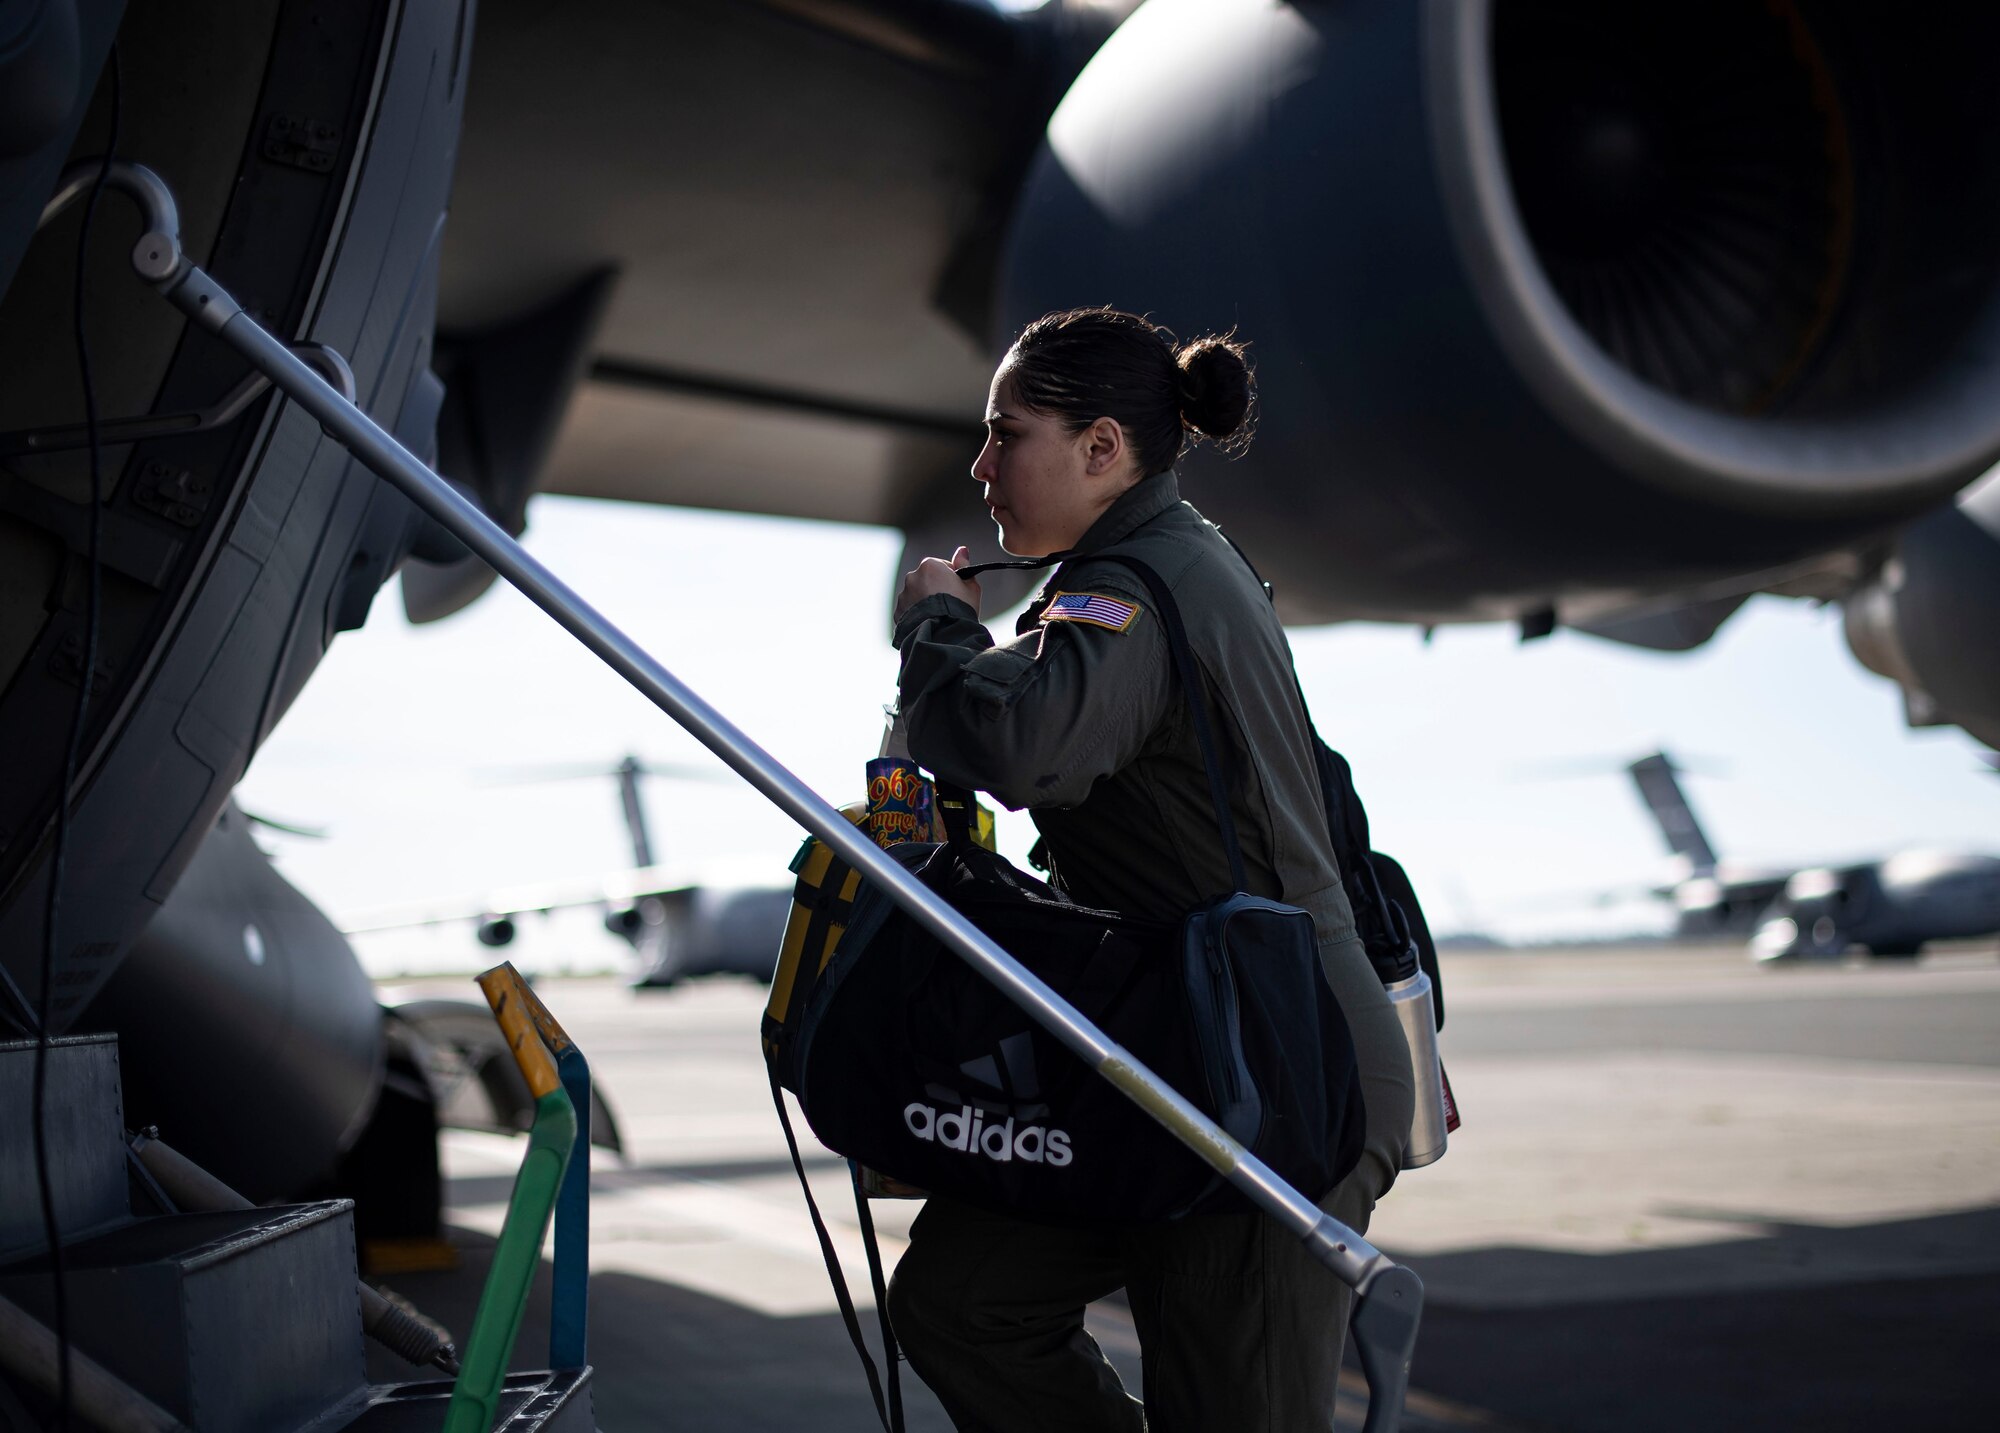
[507,976,593,1369]
[443,965,578,1433]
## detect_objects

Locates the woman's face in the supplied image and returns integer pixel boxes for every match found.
[971,369,1136,556]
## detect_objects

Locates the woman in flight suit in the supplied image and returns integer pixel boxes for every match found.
[886,307,1415,1432]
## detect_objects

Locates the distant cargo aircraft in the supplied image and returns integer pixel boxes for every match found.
[1624,752,2000,960]
[340,754,787,986]
[1750,850,2000,962]
[1623,753,1795,937]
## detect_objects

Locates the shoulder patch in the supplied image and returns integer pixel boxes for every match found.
[1042,590,1142,632]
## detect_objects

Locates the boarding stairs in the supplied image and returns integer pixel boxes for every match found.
[0,1029,593,1432]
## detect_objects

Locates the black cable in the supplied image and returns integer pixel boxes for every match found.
[34,44,120,1432]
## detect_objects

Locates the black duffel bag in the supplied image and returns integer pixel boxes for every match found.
[764,553,1364,1224]
[781,825,1360,1223]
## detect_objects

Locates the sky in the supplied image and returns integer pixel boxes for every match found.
[233,492,2000,976]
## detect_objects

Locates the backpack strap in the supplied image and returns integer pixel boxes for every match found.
[957,550,1249,895]
[1086,553,1249,895]
[1214,529,1445,1025]
[851,1168,905,1433]
[768,1069,903,1432]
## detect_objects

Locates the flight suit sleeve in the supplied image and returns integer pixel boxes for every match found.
[892,574,1172,811]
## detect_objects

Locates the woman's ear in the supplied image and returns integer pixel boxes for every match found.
[1081,416,1127,477]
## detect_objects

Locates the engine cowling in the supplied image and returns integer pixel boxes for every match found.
[998,0,2000,626]
[1842,470,2000,748]
[475,915,519,949]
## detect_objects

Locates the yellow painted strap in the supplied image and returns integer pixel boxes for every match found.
[815,863,868,972]
[477,964,561,1100]
[766,861,823,1026]
[765,808,868,1029]
[766,917,807,1026]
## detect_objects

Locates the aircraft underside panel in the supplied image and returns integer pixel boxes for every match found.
[424,0,1105,575]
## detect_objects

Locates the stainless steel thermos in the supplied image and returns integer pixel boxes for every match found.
[1385,968,1449,1168]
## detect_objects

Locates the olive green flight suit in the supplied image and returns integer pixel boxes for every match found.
[888,470,1415,1432]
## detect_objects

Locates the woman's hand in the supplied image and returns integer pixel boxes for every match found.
[894,546,982,622]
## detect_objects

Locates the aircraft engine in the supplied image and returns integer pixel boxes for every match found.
[475,915,519,948]
[999,0,2000,630]
[1841,470,2000,749]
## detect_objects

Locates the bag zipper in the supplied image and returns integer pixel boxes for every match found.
[1207,942,1243,1104]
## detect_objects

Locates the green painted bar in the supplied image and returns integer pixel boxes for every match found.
[442,1088,578,1433]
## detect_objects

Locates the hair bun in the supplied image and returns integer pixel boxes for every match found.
[1174,334,1255,452]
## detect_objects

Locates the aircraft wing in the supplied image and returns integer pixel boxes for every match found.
[443,2,990,515]
[414,0,1122,626]
[342,860,794,990]
[431,0,2000,747]
[337,862,692,936]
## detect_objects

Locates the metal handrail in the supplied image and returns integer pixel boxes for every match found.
[53,158,1421,1431]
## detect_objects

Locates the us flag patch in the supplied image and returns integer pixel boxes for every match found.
[1042,591,1141,632]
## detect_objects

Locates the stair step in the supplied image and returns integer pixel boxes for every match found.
[0,1035,129,1260]
[328,1368,594,1432]
[0,1200,366,1431]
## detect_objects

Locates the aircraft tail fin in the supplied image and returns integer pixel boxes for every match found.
[615,755,655,869]
[1626,752,1718,872]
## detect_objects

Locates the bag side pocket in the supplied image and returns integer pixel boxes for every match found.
[1182,905,1263,1148]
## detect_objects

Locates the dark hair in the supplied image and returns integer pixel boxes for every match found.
[1001,307,1256,475]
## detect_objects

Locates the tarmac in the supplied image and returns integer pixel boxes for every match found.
[368,940,2000,1431]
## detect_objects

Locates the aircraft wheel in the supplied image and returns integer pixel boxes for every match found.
[1805,916,1849,959]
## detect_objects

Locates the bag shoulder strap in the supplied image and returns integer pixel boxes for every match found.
[1213,530,1445,1021]
[850,1168,904,1431]
[957,549,1248,894]
[768,1070,903,1432]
